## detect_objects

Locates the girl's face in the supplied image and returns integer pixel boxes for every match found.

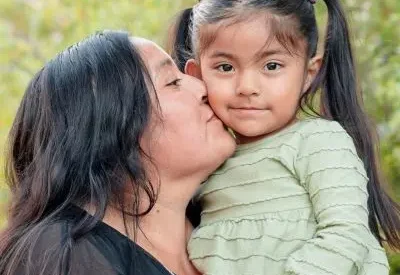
[187,14,320,144]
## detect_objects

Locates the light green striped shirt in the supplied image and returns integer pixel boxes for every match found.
[188,118,389,275]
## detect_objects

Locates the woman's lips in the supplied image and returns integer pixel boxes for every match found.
[207,113,217,121]
[207,114,222,123]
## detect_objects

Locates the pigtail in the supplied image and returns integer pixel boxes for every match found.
[167,8,193,72]
[316,0,400,249]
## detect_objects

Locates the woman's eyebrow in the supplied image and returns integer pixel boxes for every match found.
[155,58,174,77]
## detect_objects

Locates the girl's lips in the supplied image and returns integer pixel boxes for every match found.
[232,108,264,110]
[229,107,268,118]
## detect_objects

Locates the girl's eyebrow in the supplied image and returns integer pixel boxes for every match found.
[254,48,290,61]
[208,48,290,62]
[208,51,236,60]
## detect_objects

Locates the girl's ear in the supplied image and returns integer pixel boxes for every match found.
[303,55,322,93]
[185,59,202,79]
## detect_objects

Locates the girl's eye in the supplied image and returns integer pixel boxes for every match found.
[217,64,234,72]
[166,78,182,87]
[264,62,281,71]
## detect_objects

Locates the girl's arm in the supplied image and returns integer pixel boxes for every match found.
[284,120,389,275]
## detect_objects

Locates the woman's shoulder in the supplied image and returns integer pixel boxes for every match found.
[29,206,172,275]
[26,210,121,274]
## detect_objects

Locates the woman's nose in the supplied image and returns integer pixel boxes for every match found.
[187,75,208,104]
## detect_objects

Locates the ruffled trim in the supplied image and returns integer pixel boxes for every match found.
[188,213,389,275]
[201,192,309,215]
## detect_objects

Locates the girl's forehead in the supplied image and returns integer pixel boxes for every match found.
[198,13,305,58]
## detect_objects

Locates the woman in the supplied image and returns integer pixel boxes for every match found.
[0,31,235,275]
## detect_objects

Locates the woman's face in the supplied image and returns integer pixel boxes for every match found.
[136,39,236,182]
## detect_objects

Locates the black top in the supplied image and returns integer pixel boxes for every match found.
[17,205,172,275]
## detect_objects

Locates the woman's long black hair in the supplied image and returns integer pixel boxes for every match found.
[0,30,158,274]
[170,0,400,250]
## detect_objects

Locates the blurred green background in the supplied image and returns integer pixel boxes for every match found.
[0,0,399,273]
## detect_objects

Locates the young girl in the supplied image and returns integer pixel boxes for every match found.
[170,0,400,274]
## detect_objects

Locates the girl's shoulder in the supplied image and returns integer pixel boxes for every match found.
[272,118,351,151]
[295,117,347,136]
[294,118,358,159]
[258,118,348,146]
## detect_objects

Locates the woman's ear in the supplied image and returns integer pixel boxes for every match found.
[303,55,322,93]
[185,59,202,79]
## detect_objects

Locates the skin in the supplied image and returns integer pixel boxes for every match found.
[186,14,321,144]
[102,38,235,275]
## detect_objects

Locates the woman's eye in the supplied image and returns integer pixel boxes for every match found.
[166,78,182,87]
[217,64,234,72]
[264,62,281,71]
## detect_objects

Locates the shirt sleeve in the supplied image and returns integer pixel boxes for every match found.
[16,221,120,275]
[69,237,120,275]
[284,120,375,275]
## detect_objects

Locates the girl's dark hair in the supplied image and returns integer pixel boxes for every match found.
[170,0,400,250]
[0,30,158,274]
[169,8,194,72]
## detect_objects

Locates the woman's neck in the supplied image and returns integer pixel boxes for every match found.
[136,201,198,274]
[101,179,201,275]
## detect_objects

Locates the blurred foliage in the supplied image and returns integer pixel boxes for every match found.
[0,0,399,272]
